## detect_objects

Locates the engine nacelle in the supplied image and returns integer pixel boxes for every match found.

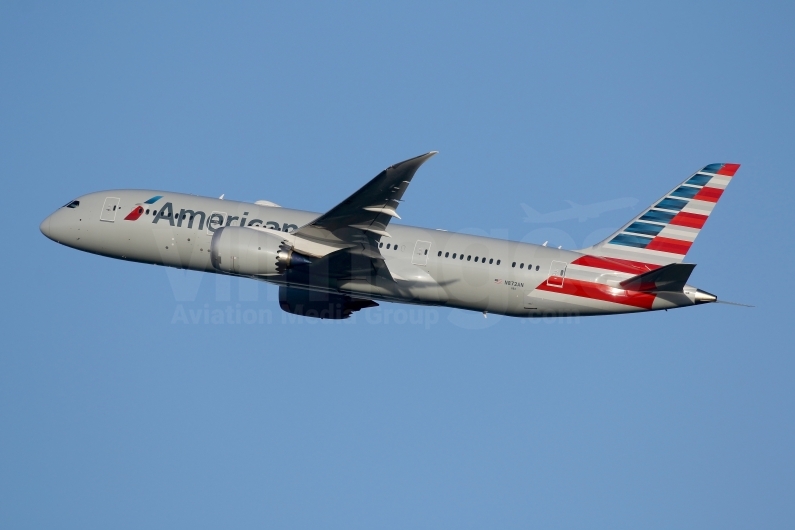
[279,286,378,320]
[210,226,310,276]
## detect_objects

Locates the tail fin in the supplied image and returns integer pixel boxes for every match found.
[579,163,740,266]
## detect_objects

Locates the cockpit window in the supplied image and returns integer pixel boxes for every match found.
[63,200,80,209]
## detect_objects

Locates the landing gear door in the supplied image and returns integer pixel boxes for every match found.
[411,240,432,266]
[547,260,567,288]
[100,197,120,222]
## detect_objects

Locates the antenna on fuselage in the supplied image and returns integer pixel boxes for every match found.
[219,194,225,200]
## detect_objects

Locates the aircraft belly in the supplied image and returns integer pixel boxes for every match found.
[150,226,206,269]
[525,289,646,316]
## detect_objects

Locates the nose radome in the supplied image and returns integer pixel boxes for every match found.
[40,216,53,240]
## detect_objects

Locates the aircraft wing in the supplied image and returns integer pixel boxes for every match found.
[290,152,437,251]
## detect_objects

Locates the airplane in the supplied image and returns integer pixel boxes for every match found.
[40,153,741,319]
[521,197,639,223]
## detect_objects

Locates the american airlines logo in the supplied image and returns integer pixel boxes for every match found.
[123,195,163,220]
[124,196,297,233]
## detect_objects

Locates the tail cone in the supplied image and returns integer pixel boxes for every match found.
[694,289,717,304]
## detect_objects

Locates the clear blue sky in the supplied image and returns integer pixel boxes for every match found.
[2,2,793,528]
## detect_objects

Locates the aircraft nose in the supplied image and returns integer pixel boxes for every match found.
[40,215,52,240]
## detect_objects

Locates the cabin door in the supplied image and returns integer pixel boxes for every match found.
[100,197,120,222]
[411,240,432,266]
[547,261,567,288]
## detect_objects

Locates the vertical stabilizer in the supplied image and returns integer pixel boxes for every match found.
[579,163,740,266]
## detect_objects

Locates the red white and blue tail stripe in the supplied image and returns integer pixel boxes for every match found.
[580,163,740,266]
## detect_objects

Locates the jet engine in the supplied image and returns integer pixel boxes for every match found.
[279,286,378,319]
[210,226,310,276]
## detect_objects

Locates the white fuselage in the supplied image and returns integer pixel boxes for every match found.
[41,190,704,317]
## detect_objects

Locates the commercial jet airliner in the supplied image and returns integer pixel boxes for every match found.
[40,153,741,319]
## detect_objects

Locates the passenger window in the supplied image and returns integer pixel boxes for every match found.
[437,251,441,256]
[467,255,471,261]
[535,265,540,271]
[474,257,478,262]
[452,253,456,258]
[512,262,516,267]
[460,254,464,260]
[146,209,150,214]
[496,260,501,265]
[520,263,524,269]
[445,252,449,258]
[386,243,391,249]
[425,249,428,255]
[527,264,531,270]
[489,258,493,264]
[379,242,383,248]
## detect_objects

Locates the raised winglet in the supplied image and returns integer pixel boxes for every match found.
[292,151,437,244]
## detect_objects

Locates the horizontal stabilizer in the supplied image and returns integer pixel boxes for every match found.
[619,263,696,292]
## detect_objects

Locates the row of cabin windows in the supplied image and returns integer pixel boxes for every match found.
[139,209,197,219]
[378,242,400,250]
[435,250,540,271]
[437,251,500,265]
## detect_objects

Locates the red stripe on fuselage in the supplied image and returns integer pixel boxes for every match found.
[717,163,740,176]
[534,278,657,309]
[669,211,708,229]
[646,237,692,255]
[571,255,660,274]
[693,187,723,202]
[124,206,144,221]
